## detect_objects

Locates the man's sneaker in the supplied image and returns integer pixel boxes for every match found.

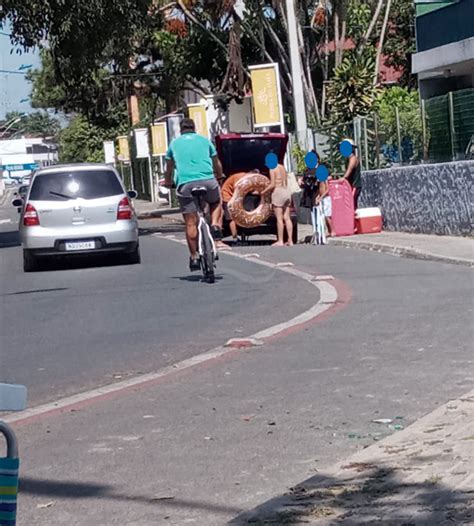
[189,257,200,272]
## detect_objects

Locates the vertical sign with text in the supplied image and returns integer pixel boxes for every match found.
[103,140,115,165]
[117,136,130,162]
[151,123,168,157]
[249,63,284,131]
[134,128,150,159]
[188,104,209,138]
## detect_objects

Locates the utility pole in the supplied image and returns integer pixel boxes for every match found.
[285,0,307,146]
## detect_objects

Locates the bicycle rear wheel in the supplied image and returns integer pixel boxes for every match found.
[200,222,215,283]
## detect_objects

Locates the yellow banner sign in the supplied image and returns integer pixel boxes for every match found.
[128,94,140,126]
[117,136,130,162]
[250,64,283,128]
[151,123,168,156]
[188,104,208,138]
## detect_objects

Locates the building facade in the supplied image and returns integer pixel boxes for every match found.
[412,0,474,160]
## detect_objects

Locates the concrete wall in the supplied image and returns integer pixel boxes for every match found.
[360,161,473,236]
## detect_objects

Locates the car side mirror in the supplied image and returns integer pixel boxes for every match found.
[12,198,23,207]
[127,190,138,199]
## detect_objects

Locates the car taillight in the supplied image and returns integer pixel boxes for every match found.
[24,203,40,226]
[117,197,133,220]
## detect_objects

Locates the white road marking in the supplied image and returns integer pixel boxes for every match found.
[4,235,339,425]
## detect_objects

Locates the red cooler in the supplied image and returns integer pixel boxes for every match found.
[355,207,383,234]
[329,179,355,236]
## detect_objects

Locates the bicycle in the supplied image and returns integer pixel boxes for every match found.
[177,185,218,283]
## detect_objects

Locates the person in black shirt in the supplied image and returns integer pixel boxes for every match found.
[342,139,362,210]
[298,150,320,243]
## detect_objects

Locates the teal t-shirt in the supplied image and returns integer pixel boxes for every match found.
[166,132,217,186]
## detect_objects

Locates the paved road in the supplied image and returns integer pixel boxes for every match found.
[0,210,317,406]
[6,225,473,525]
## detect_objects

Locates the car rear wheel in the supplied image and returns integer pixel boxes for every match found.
[23,250,40,273]
[124,244,141,265]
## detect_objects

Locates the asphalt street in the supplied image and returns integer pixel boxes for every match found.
[0,205,316,406]
[1,197,473,524]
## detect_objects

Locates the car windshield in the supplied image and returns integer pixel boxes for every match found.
[29,170,123,201]
[219,138,284,176]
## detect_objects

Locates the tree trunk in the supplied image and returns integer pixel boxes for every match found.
[374,0,392,85]
[334,10,340,67]
[338,20,346,65]
[275,0,289,33]
[297,13,320,123]
[260,15,293,90]
[358,0,384,55]
[241,18,292,98]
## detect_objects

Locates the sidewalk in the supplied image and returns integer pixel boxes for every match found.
[135,199,180,220]
[235,389,474,524]
[134,200,473,266]
[299,223,474,267]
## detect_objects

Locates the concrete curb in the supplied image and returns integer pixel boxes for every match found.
[137,207,180,220]
[329,238,474,268]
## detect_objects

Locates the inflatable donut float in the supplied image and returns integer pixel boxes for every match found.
[228,173,272,228]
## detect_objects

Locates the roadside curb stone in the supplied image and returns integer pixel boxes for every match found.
[329,238,474,268]
[297,223,474,268]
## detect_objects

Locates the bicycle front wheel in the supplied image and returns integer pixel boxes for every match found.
[200,222,215,283]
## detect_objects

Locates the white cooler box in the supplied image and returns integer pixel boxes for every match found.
[355,207,382,234]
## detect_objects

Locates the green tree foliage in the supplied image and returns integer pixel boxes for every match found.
[2,1,149,83]
[376,86,424,161]
[4,111,60,138]
[326,52,381,124]
[27,50,129,128]
[384,0,416,87]
[347,0,372,41]
[58,115,118,163]
[4,0,418,147]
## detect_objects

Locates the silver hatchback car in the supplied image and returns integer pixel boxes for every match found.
[13,164,140,272]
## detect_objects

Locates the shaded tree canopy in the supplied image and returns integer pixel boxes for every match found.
[3,0,416,129]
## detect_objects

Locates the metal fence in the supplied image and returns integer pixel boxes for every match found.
[424,88,474,162]
[289,88,474,175]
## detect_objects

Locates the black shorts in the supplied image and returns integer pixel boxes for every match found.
[177,178,221,215]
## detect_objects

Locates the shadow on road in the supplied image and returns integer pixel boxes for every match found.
[171,274,224,283]
[20,477,243,516]
[30,255,138,273]
[229,465,473,524]
[0,230,20,248]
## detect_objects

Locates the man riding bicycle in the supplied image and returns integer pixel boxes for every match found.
[164,118,225,271]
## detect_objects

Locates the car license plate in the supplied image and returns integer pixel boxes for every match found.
[65,241,95,251]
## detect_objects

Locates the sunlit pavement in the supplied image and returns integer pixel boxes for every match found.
[1,206,473,525]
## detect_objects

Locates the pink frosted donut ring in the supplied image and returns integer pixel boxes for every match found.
[228,173,271,228]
